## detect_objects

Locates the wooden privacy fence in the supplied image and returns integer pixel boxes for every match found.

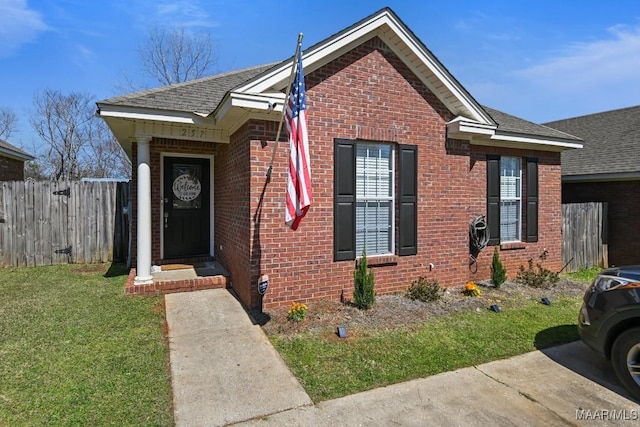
[0,180,131,268]
[562,202,608,273]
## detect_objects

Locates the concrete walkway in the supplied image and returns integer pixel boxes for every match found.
[165,289,312,426]
[166,289,639,427]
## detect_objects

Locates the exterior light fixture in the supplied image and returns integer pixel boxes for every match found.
[337,326,347,338]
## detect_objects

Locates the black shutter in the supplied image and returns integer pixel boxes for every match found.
[486,155,500,246]
[526,158,538,243]
[334,139,356,261]
[398,145,417,256]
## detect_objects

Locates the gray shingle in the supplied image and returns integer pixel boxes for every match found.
[99,63,278,115]
[544,105,640,176]
[482,106,581,142]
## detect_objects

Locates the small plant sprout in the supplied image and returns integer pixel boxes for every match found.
[491,247,507,288]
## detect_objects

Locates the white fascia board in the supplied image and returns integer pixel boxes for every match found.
[235,15,389,94]
[562,172,640,182]
[469,133,583,152]
[490,132,583,150]
[0,147,34,161]
[97,104,211,125]
[380,16,494,125]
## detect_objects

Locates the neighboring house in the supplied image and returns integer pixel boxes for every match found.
[545,105,640,267]
[97,8,581,310]
[0,139,34,181]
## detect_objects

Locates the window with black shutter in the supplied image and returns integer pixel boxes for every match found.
[486,154,539,245]
[333,139,417,260]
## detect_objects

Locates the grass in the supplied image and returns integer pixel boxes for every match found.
[270,295,582,402]
[0,263,173,426]
[564,266,601,284]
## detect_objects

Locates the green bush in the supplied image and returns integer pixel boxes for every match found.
[490,247,507,288]
[353,248,375,310]
[406,277,443,302]
[516,252,559,288]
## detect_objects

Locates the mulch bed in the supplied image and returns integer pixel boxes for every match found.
[260,278,589,337]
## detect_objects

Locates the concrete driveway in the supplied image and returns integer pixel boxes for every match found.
[237,340,639,426]
[166,289,639,426]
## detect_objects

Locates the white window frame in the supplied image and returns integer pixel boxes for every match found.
[500,156,522,242]
[355,142,395,257]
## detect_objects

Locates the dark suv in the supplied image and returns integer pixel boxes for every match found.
[578,266,640,401]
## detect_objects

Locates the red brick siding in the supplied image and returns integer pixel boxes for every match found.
[0,156,25,181]
[127,36,564,311]
[563,181,640,266]
[214,126,254,306]
[237,37,563,309]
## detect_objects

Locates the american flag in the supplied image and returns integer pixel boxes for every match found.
[285,49,312,230]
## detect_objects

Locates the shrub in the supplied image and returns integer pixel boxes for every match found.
[490,247,507,288]
[463,281,481,297]
[406,277,443,302]
[516,252,559,288]
[287,301,308,322]
[353,248,375,310]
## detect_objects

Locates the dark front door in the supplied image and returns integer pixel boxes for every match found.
[163,156,210,258]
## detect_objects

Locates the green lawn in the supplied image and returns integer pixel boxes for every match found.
[1,263,598,421]
[270,294,583,402]
[0,264,173,426]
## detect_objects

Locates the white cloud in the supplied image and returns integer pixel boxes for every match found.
[154,1,220,28]
[0,0,48,57]
[518,24,640,91]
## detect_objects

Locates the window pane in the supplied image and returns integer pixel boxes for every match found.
[355,200,392,255]
[355,143,394,256]
[356,143,393,199]
[500,200,520,241]
[500,157,521,241]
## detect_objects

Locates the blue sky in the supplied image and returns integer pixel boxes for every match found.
[2,0,640,151]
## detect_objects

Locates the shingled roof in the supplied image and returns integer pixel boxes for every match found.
[99,63,278,116]
[0,139,34,161]
[482,106,580,142]
[100,63,573,142]
[545,105,640,177]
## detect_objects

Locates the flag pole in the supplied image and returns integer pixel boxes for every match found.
[266,33,304,180]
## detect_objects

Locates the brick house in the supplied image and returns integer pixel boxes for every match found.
[0,139,34,181]
[97,8,581,310]
[545,106,640,267]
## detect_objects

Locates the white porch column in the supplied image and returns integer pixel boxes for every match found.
[134,135,153,284]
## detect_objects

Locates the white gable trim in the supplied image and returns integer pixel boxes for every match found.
[447,117,583,152]
[97,103,215,125]
[229,9,493,126]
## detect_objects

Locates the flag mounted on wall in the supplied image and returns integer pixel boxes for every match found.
[285,45,312,230]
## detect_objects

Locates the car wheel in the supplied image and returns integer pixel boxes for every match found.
[611,327,640,401]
